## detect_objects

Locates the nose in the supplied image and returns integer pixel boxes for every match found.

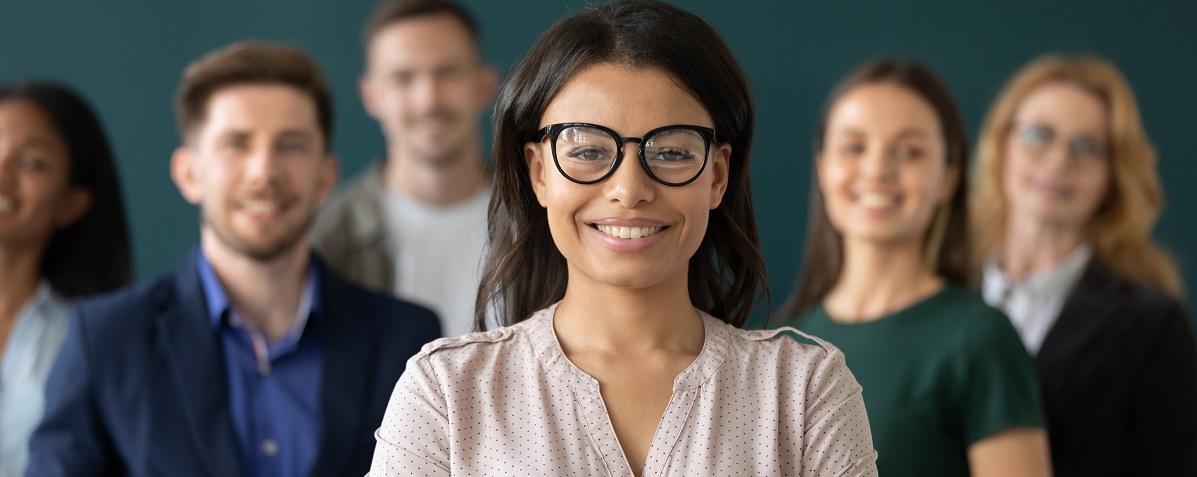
[1038,140,1075,172]
[860,146,897,182]
[411,76,445,113]
[244,145,282,186]
[603,144,656,208]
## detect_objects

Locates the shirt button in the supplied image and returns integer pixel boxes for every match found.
[258,361,271,376]
[262,439,278,456]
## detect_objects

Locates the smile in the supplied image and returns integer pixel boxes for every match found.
[594,224,665,239]
[241,199,285,215]
[856,192,899,209]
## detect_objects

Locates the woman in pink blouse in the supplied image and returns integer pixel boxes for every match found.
[369,1,878,475]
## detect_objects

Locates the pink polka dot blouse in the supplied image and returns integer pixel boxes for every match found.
[370,302,878,476]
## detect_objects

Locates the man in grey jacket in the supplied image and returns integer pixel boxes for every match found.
[312,0,497,337]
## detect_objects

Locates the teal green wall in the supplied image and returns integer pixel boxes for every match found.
[2,1,1194,324]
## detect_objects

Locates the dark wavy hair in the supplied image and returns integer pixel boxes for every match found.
[0,82,133,297]
[474,0,766,329]
[779,59,971,318]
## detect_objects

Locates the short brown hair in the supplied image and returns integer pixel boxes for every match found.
[175,41,333,149]
[362,0,480,50]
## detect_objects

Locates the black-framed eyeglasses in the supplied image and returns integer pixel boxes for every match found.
[533,122,715,186]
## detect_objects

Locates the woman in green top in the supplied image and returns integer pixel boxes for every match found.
[777,59,1051,477]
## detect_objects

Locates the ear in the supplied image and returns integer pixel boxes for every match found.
[317,152,341,205]
[53,186,91,228]
[359,74,380,120]
[171,146,203,205]
[477,65,500,110]
[708,143,732,209]
[525,141,549,208]
[941,160,961,203]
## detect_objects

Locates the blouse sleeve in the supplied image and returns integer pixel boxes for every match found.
[797,338,880,477]
[957,306,1046,445]
[369,355,452,477]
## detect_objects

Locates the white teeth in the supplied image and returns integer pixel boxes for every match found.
[243,200,281,214]
[858,193,897,208]
[595,224,662,239]
[0,196,13,213]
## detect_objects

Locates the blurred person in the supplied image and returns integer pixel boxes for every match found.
[369,1,878,475]
[312,0,498,336]
[0,81,132,477]
[973,54,1197,477]
[25,41,440,477]
[778,59,1051,477]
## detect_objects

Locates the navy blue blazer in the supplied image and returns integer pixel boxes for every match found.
[25,249,441,477]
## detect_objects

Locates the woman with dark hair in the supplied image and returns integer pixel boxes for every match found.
[370,1,877,475]
[972,55,1197,476]
[0,81,133,475]
[777,60,1049,477]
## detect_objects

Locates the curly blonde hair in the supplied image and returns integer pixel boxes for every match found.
[972,54,1183,299]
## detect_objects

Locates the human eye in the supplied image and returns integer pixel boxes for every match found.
[837,141,865,158]
[894,144,926,161]
[1019,124,1053,147]
[19,153,47,171]
[1071,136,1107,162]
[277,135,313,155]
[650,148,697,164]
[564,145,610,163]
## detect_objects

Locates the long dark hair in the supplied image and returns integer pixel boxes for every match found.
[0,82,133,298]
[779,59,971,318]
[475,0,765,329]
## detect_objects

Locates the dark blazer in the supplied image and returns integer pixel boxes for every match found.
[25,249,441,477]
[1036,262,1197,477]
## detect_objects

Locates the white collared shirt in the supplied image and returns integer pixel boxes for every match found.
[0,282,70,477]
[982,244,1092,356]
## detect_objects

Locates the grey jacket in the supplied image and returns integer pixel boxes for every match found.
[310,162,396,294]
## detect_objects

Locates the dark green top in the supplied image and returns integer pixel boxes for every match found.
[790,286,1044,477]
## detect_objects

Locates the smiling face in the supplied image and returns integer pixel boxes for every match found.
[525,63,730,291]
[818,82,957,248]
[171,84,337,262]
[361,13,494,168]
[0,99,90,252]
[1002,81,1110,230]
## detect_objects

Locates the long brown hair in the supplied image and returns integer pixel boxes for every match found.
[972,54,1184,299]
[474,0,766,329]
[779,59,971,318]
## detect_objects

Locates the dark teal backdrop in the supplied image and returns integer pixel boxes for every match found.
[2,0,1194,325]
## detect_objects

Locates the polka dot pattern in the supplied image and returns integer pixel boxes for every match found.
[370,303,878,476]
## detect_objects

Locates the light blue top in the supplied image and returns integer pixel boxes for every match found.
[0,282,70,477]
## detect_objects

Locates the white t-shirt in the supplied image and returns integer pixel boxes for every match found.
[382,184,491,337]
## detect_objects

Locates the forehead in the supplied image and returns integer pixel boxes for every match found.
[1015,81,1108,134]
[0,99,59,141]
[541,63,712,136]
[367,13,478,69]
[827,82,940,137]
[199,84,321,138]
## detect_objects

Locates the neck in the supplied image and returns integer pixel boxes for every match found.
[0,244,44,325]
[1000,215,1086,280]
[383,143,486,206]
[824,238,943,323]
[201,230,309,341]
[554,265,704,356]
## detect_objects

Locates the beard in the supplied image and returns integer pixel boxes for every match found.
[202,205,313,263]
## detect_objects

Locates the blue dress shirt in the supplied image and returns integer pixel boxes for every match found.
[197,252,323,477]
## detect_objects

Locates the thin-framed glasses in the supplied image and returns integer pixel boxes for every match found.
[1013,123,1108,163]
[533,122,714,186]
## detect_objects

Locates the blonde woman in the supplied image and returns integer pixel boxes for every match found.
[973,54,1197,476]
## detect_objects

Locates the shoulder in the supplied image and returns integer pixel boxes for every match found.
[322,265,440,332]
[66,272,180,347]
[312,165,385,235]
[409,310,545,373]
[1084,263,1187,324]
[721,319,849,373]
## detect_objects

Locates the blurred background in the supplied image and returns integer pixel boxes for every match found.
[2,0,1193,327]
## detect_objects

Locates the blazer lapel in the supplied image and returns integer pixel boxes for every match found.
[308,264,380,476]
[155,251,245,477]
[1036,263,1121,381]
